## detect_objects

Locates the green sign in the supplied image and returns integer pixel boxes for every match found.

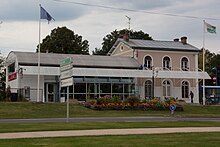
[60,57,72,66]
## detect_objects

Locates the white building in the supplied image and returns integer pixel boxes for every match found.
[6,37,210,103]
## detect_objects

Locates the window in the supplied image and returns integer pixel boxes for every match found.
[24,86,30,98]
[120,46,124,51]
[100,83,111,93]
[163,56,171,70]
[181,57,189,71]
[74,83,86,93]
[144,56,152,69]
[145,80,152,98]
[182,81,189,98]
[8,63,15,73]
[163,80,171,97]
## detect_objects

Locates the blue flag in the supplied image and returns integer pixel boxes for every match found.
[40,6,55,23]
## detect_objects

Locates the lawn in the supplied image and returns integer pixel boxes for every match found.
[0,132,220,146]
[1,121,220,133]
[0,102,220,119]
[0,102,220,146]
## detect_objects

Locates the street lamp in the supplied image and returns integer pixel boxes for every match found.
[152,67,159,99]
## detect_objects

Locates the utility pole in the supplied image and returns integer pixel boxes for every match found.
[151,67,159,99]
[152,68,155,99]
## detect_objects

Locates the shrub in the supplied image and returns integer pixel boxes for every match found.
[164,97,176,106]
[125,96,140,106]
[155,101,165,110]
[97,95,111,105]
[111,95,122,103]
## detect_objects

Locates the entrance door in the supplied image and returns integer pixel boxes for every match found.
[46,83,55,102]
[145,80,152,99]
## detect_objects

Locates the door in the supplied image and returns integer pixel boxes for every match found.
[46,83,55,102]
[145,80,152,99]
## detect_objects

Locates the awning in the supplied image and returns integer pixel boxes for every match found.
[21,66,59,76]
[72,68,211,79]
[21,66,211,80]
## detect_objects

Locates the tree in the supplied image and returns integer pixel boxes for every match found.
[198,49,220,86]
[37,26,89,55]
[92,29,153,55]
[198,49,215,73]
[0,56,6,101]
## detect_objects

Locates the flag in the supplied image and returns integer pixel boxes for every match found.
[40,6,55,23]
[204,21,216,33]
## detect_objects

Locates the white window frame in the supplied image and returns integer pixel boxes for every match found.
[162,56,171,70]
[162,80,171,97]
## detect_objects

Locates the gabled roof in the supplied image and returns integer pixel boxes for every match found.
[108,38,200,55]
[8,51,139,69]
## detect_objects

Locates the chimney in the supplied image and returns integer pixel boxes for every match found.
[180,36,187,44]
[173,38,179,42]
[123,31,129,42]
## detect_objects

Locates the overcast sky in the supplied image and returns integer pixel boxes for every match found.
[0,0,220,56]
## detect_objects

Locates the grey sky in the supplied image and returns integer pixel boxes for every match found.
[0,0,219,56]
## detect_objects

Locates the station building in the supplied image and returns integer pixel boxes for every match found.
[6,36,210,103]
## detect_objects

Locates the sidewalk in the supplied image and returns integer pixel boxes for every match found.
[1,127,220,139]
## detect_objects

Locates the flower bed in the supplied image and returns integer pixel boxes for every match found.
[83,96,183,111]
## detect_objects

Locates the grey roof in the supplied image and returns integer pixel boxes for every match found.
[108,38,200,55]
[9,51,139,69]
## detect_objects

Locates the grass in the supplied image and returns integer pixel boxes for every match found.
[0,132,220,146]
[0,102,220,119]
[1,121,220,133]
[0,102,220,146]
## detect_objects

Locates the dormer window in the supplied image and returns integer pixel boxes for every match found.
[144,56,152,69]
[181,57,189,71]
[163,56,171,70]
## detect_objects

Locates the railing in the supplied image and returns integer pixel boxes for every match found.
[142,66,203,72]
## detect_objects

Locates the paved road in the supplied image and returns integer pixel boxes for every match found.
[0,116,220,124]
[1,127,220,139]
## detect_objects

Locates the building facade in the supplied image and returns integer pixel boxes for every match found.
[6,37,210,103]
[108,36,210,103]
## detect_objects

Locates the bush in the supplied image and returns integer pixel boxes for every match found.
[97,95,111,105]
[125,96,140,106]
[154,101,165,110]
[84,96,184,111]
[164,97,176,105]
[111,95,122,103]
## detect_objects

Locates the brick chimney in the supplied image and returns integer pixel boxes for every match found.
[180,36,187,44]
[123,31,129,42]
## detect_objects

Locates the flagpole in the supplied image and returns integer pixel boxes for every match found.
[202,20,206,105]
[37,4,41,102]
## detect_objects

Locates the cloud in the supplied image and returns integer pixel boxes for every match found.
[104,0,174,10]
[0,0,88,21]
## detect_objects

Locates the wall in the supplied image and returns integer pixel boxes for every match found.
[21,75,44,101]
[110,42,133,57]
[137,50,196,71]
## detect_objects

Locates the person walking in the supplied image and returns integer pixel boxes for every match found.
[190,91,194,103]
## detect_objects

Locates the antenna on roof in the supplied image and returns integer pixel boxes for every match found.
[125,16,131,31]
